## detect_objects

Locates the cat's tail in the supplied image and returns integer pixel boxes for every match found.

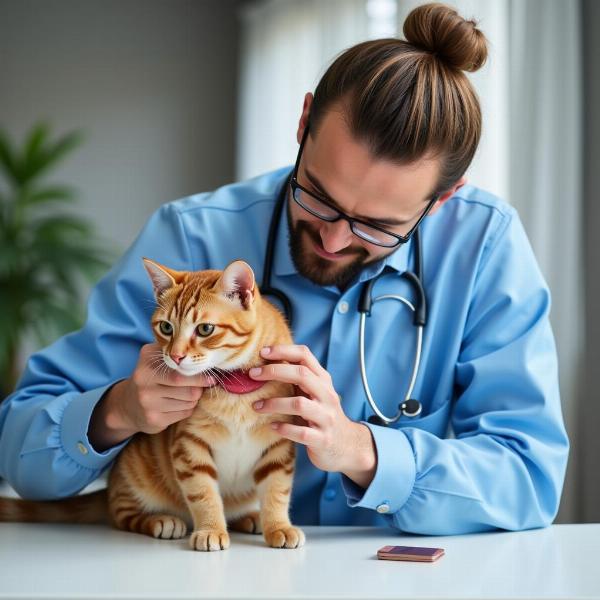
[0,489,109,524]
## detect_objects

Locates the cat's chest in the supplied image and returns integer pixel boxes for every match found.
[211,429,265,493]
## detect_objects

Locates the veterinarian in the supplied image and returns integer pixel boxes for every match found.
[0,3,569,534]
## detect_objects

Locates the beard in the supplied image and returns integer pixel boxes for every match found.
[287,207,391,289]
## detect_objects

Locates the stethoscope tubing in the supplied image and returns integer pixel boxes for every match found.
[359,297,424,424]
[260,172,427,426]
[261,175,294,325]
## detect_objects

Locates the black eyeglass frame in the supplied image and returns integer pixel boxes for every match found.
[290,125,439,249]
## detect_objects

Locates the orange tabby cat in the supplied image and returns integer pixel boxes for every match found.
[0,259,305,551]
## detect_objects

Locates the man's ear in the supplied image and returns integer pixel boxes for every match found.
[428,176,468,216]
[296,92,314,145]
[142,258,186,299]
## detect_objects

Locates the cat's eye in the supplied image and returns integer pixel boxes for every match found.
[196,323,215,337]
[159,321,173,336]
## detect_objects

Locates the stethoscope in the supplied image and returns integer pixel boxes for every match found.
[260,174,426,426]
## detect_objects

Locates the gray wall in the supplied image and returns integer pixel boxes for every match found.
[0,0,240,366]
[0,0,239,250]
[581,0,600,522]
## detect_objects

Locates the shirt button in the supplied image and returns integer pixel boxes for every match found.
[376,502,390,514]
[77,442,89,455]
[338,301,349,314]
[324,488,337,501]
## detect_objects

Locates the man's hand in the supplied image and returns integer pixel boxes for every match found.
[88,343,215,451]
[250,344,377,489]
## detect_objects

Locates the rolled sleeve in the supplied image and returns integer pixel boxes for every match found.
[341,421,416,514]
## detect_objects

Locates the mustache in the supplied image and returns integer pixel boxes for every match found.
[295,220,367,259]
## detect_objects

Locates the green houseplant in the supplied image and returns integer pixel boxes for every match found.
[0,123,115,400]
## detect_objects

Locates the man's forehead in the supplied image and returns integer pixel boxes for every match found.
[305,109,440,212]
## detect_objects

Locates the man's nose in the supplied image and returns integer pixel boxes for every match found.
[320,220,353,254]
[170,352,187,365]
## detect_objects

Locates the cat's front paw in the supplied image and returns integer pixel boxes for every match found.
[264,526,305,549]
[189,529,230,551]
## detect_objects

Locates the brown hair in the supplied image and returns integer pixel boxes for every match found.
[309,2,488,195]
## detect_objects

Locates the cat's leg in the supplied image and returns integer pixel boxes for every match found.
[224,489,261,533]
[108,467,188,540]
[108,487,188,539]
[172,431,229,551]
[254,439,305,549]
[229,510,262,534]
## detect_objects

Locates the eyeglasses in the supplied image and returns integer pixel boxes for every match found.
[290,125,438,248]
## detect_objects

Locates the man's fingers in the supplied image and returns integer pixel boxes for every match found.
[164,407,197,426]
[269,421,319,446]
[253,396,323,425]
[261,344,325,375]
[160,397,200,412]
[249,363,323,398]
[157,384,204,402]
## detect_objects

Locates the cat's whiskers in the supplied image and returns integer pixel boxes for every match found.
[207,368,227,390]
[149,356,173,381]
[222,369,245,386]
[147,355,165,368]
[200,367,221,402]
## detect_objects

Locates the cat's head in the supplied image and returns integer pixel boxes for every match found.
[143,258,262,376]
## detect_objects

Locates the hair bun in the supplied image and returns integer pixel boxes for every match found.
[403,2,488,72]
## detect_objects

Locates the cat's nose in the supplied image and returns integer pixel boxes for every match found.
[170,353,186,365]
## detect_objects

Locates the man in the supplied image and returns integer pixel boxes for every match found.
[0,7,569,535]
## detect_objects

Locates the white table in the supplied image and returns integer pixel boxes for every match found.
[0,522,599,599]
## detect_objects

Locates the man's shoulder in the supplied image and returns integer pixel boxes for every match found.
[422,184,523,276]
[166,166,291,217]
[432,183,518,245]
[451,184,516,220]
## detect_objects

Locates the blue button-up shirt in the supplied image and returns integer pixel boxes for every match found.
[0,166,569,534]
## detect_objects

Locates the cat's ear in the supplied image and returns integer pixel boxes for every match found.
[219,260,255,309]
[143,258,185,298]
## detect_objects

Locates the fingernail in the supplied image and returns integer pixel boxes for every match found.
[261,346,271,356]
[249,367,262,377]
[270,422,280,430]
[253,401,264,410]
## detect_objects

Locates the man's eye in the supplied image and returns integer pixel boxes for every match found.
[159,321,173,336]
[196,323,215,337]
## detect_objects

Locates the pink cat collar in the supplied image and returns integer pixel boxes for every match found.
[218,369,267,394]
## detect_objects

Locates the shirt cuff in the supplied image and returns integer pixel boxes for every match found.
[60,382,131,470]
[341,421,416,514]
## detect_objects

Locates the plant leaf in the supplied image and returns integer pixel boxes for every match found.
[31,214,94,241]
[0,129,20,186]
[18,128,83,184]
[23,122,51,171]
[19,185,77,208]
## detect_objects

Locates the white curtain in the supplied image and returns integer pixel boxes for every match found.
[237,0,368,180]
[396,0,583,523]
[237,0,584,522]
[506,0,583,523]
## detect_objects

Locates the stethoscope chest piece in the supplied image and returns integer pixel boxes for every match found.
[367,399,422,426]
